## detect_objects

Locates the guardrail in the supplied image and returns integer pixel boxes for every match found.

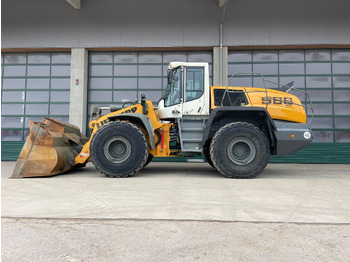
[221,72,314,123]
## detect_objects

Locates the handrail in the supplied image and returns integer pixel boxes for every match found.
[222,72,269,110]
[285,87,314,123]
[222,72,314,123]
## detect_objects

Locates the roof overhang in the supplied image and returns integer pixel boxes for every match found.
[168,62,208,70]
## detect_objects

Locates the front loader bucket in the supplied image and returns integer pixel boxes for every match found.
[11,118,88,178]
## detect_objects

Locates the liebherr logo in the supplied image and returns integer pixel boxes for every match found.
[91,119,109,130]
[121,107,137,114]
[91,106,138,130]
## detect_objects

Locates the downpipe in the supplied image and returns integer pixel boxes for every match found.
[219,23,223,86]
[219,0,228,86]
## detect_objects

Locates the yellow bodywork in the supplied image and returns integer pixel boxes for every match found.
[76,86,306,166]
[210,86,306,123]
[74,101,174,165]
[12,85,308,178]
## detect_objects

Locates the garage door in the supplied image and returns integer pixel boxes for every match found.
[88,51,213,111]
[228,49,350,163]
[1,52,71,160]
[87,51,213,162]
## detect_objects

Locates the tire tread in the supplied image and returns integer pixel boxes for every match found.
[90,121,149,178]
[210,122,269,179]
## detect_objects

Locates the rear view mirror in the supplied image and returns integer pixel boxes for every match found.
[167,70,173,85]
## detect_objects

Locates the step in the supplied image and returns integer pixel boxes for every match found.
[181,127,204,132]
[181,138,202,143]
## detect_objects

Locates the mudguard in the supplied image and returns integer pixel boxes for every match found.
[108,113,156,149]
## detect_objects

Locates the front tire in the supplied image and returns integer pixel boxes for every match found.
[143,154,153,168]
[90,121,149,177]
[210,122,270,179]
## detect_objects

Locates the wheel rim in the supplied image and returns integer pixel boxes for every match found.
[103,136,131,164]
[227,137,256,165]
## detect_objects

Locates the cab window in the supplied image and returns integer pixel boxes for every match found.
[185,67,204,102]
[214,89,248,106]
[163,68,182,107]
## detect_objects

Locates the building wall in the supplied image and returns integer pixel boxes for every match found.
[2,0,350,49]
[1,0,350,163]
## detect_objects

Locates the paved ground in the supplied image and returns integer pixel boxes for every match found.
[2,162,350,223]
[2,161,350,261]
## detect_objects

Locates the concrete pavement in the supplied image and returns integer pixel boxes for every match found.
[2,161,350,223]
[2,161,350,261]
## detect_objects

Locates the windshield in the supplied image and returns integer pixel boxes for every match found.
[163,67,181,107]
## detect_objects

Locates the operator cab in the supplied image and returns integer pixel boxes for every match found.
[158,62,210,120]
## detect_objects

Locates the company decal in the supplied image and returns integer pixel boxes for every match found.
[121,107,138,114]
[304,132,311,139]
[91,119,109,130]
[79,151,89,158]
[262,97,293,105]
[90,106,138,130]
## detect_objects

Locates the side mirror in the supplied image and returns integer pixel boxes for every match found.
[167,69,173,85]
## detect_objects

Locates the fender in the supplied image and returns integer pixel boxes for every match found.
[108,113,156,149]
[201,107,277,147]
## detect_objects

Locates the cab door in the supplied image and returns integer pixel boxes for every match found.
[182,67,206,115]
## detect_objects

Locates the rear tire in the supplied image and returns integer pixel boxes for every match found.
[210,122,269,179]
[203,145,215,168]
[90,121,149,177]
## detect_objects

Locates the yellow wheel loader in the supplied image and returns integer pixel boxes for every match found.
[11,62,313,179]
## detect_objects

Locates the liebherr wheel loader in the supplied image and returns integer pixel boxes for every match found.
[11,62,313,179]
